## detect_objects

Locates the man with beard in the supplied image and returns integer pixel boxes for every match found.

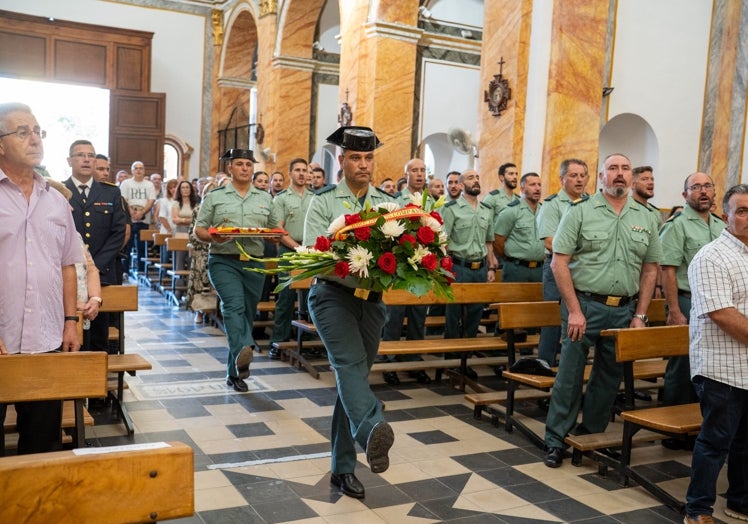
[483,162,520,221]
[632,166,661,221]
[428,178,444,200]
[446,171,462,201]
[543,153,662,468]
[536,159,590,366]
[659,173,724,410]
[442,169,495,380]
[493,172,545,283]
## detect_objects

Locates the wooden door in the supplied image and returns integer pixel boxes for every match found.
[109,91,166,176]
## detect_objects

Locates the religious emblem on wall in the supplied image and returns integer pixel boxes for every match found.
[484,57,512,117]
[337,88,353,126]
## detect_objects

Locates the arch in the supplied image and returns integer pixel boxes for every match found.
[419,132,476,179]
[599,113,659,176]
[220,6,259,82]
[164,134,194,181]
[276,0,328,58]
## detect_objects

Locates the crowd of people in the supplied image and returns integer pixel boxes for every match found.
[1,103,746,523]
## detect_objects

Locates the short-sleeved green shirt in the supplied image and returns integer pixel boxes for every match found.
[552,192,662,297]
[659,205,725,291]
[536,189,578,255]
[493,198,545,261]
[482,187,519,224]
[273,187,314,242]
[441,197,493,260]
[195,183,277,257]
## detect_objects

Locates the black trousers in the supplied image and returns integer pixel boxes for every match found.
[0,399,63,456]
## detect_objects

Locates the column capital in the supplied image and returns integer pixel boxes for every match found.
[364,21,422,45]
[272,55,339,76]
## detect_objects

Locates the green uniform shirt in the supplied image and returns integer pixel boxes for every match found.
[482,188,519,223]
[273,187,314,242]
[441,197,493,260]
[659,205,725,291]
[552,192,662,297]
[494,197,545,261]
[636,199,663,225]
[195,183,277,257]
[536,189,577,255]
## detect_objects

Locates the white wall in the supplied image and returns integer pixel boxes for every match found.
[608,0,712,207]
[0,0,205,179]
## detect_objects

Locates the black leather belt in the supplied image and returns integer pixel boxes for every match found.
[314,279,382,302]
[505,256,544,268]
[678,289,691,298]
[575,289,637,307]
[450,256,484,270]
[212,253,262,261]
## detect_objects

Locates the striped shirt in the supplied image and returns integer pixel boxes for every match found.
[688,229,748,389]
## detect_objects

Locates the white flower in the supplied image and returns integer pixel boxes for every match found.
[375,202,399,212]
[346,245,373,278]
[380,219,406,238]
[408,244,430,270]
[327,214,347,235]
[421,215,442,232]
[408,192,424,206]
[439,231,448,244]
[294,246,318,254]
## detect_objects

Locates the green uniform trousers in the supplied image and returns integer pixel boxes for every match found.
[662,293,697,405]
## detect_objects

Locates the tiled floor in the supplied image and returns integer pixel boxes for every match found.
[85,285,740,523]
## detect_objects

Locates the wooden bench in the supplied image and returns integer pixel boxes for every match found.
[467,299,669,449]
[0,441,194,522]
[3,401,95,450]
[100,285,139,353]
[107,353,152,435]
[0,352,107,453]
[138,226,160,287]
[589,324,698,513]
[165,236,190,306]
[152,232,172,293]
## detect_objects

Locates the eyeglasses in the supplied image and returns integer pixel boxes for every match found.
[71,152,96,159]
[687,183,715,192]
[0,125,46,140]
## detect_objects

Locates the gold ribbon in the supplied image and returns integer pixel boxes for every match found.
[333,207,429,240]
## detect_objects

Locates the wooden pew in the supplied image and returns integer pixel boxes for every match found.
[0,352,107,453]
[100,285,139,353]
[152,232,172,293]
[165,236,190,306]
[0,441,194,523]
[138,226,160,287]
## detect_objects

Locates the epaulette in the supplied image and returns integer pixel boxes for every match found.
[710,212,723,221]
[315,184,336,196]
[374,186,395,198]
[507,199,520,207]
[488,189,500,195]
[633,199,649,209]
[665,210,682,223]
[571,194,590,206]
[101,180,117,187]
[649,203,660,212]
[209,185,226,193]
[445,200,458,208]
[480,201,492,210]
[544,193,558,202]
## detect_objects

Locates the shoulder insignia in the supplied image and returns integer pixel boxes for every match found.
[480,201,492,210]
[445,200,458,208]
[315,184,336,196]
[665,210,682,223]
[101,180,117,187]
[544,193,558,202]
[571,194,590,206]
[488,189,500,196]
[507,199,520,207]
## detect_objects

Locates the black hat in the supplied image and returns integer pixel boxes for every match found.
[326,126,382,151]
[221,149,257,162]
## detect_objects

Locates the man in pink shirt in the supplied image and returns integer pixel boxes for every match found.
[0,102,83,455]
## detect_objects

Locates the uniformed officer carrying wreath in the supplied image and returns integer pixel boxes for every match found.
[303,126,396,500]
[543,153,662,468]
[194,149,279,393]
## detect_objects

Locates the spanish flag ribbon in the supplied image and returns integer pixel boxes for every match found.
[333,207,428,240]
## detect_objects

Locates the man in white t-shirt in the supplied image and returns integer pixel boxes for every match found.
[119,161,156,274]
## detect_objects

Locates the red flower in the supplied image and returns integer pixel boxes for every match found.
[354,227,371,241]
[377,252,397,274]
[399,234,417,247]
[334,261,350,278]
[429,211,443,225]
[314,236,331,252]
[440,256,453,272]
[344,214,360,225]
[416,226,435,245]
[421,253,438,271]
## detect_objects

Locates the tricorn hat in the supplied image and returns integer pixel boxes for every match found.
[221,149,257,162]
[326,126,382,152]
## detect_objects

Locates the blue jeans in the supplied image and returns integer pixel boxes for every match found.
[685,375,748,517]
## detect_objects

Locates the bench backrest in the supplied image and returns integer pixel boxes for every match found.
[0,352,108,402]
[99,285,139,313]
[497,301,560,330]
[139,228,156,242]
[601,325,690,362]
[166,236,189,253]
[384,282,544,306]
[153,232,169,246]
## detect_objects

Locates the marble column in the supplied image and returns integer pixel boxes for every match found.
[700,0,748,202]
[541,0,609,195]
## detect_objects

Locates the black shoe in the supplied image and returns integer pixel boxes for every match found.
[366,422,395,473]
[383,371,400,385]
[544,447,563,468]
[235,345,253,379]
[536,398,550,412]
[408,370,431,384]
[268,347,282,360]
[330,472,365,499]
[226,376,249,392]
[598,447,621,461]
[661,437,686,450]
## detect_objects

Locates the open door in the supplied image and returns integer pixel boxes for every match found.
[109,91,166,177]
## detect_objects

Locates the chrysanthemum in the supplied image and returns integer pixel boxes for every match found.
[407,192,424,206]
[327,214,347,235]
[346,245,373,278]
[380,219,406,238]
[375,202,400,212]
[421,215,442,232]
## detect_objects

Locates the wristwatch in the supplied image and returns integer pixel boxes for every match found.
[633,314,648,324]
[90,296,103,306]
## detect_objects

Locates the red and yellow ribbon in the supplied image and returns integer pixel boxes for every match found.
[333,207,428,241]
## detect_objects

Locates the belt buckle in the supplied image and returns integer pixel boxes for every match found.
[470,261,481,270]
[354,288,370,300]
[605,296,621,307]
[528,261,538,268]
[239,254,250,262]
